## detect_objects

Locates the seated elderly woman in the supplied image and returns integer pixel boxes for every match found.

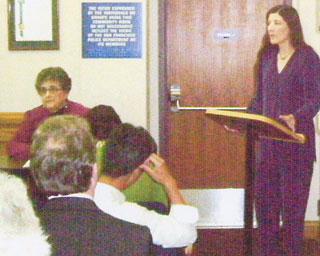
[0,171,51,256]
[7,66,89,160]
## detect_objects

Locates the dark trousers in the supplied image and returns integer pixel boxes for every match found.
[255,141,313,256]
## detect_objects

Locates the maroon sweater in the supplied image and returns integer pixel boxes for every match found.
[7,100,89,160]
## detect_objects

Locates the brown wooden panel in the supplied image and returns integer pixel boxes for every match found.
[0,112,24,156]
[161,0,288,189]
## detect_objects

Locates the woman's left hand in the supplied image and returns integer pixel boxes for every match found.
[279,114,296,132]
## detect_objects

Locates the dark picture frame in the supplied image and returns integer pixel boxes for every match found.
[8,0,59,50]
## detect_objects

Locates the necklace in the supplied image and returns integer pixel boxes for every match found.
[278,50,295,61]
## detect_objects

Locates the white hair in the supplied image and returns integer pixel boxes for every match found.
[0,171,51,256]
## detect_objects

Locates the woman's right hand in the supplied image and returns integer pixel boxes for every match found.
[223,125,241,134]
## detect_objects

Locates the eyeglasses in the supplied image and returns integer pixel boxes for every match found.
[38,87,63,95]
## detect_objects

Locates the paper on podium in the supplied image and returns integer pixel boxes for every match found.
[206,109,305,144]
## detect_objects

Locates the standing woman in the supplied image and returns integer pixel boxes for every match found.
[247,5,320,256]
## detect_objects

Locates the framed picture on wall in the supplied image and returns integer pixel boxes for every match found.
[8,0,59,50]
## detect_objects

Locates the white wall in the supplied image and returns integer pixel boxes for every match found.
[0,0,148,127]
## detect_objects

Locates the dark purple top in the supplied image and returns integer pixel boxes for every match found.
[7,100,89,160]
[248,45,320,161]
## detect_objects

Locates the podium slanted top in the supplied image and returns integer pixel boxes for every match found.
[206,109,305,144]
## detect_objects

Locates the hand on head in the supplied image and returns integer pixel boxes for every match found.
[140,153,175,186]
[140,153,185,204]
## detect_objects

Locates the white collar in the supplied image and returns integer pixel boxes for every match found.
[49,193,93,200]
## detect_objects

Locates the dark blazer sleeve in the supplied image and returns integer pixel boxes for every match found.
[293,47,320,122]
[41,198,153,256]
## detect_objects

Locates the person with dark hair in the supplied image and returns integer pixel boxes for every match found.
[94,123,198,254]
[247,5,320,256]
[86,104,122,141]
[87,104,169,211]
[30,115,152,256]
[7,66,89,160]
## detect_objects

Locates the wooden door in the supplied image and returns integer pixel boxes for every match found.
[159,0,290,189]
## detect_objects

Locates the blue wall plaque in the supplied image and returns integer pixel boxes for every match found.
[82,2,142,58]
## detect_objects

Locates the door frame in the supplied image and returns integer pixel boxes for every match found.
[158,0,169,158]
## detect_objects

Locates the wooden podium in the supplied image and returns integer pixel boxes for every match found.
[205,109,305,256]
